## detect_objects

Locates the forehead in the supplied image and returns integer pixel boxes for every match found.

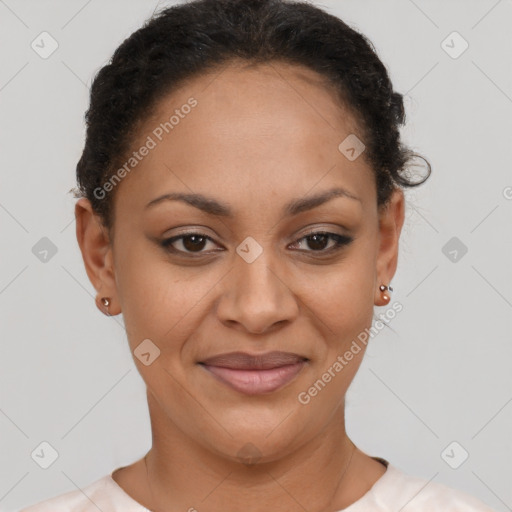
[113,60,375,217]
[166,59,360,136]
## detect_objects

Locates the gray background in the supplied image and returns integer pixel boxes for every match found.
[1,0,511,510]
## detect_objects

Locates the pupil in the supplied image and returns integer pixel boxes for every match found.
[308,234,327,251]
[184,235,206,252]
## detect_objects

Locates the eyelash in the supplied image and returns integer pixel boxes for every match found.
[160,230,353,257]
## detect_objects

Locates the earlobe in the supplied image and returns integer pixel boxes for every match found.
[75,198,120,315]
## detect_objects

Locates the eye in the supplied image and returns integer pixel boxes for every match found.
[161,230,353,257]
[289,231,353,254]
[161,232,219,255]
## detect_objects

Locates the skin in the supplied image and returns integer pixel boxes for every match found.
[75,60,405,512]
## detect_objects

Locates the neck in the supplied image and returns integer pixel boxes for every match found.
[142,391,373,512]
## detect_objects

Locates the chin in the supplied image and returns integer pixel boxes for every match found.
[198,421,305,466]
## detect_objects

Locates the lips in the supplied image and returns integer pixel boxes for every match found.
[198,351,309,395]
[199,351,308,370]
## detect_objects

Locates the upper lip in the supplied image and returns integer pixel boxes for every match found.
[199,351,308,370]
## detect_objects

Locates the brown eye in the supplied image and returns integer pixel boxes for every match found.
[304,233,330,251]
[290,231,353,254]
[161,233,218,255]
[181,235,208,252]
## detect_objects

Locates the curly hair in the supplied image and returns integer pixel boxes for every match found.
[71,0,431,233]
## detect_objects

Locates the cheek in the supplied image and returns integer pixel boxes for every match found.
[113,242,198,348]
[304,251,376,340]
[294,266,373,417]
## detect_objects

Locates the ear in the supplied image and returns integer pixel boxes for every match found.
[75,198,121,315]
[374,188,405,306]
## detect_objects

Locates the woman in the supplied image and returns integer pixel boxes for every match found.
[20,0,496,510]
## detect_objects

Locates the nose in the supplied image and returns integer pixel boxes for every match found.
[215,252,299,335]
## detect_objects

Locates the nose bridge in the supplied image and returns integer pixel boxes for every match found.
[234,235,285,301]
[216,235,298,332]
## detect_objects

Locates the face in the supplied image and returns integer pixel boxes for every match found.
[76,60,404,464]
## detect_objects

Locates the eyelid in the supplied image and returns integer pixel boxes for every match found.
[297,225,348,238]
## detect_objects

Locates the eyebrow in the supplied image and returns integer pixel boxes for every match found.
[145,186,361,217]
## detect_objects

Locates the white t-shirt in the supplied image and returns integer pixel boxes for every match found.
[19,457,496,511]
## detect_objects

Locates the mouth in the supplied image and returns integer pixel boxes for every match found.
[198,351,309,395]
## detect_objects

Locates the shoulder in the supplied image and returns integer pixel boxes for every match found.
[378,463,496,511]
[18,474,121,512]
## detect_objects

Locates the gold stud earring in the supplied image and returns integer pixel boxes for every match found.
[379,284,393,304]
[100,297,111,316]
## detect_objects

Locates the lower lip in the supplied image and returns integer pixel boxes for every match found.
[200,361,307,395]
